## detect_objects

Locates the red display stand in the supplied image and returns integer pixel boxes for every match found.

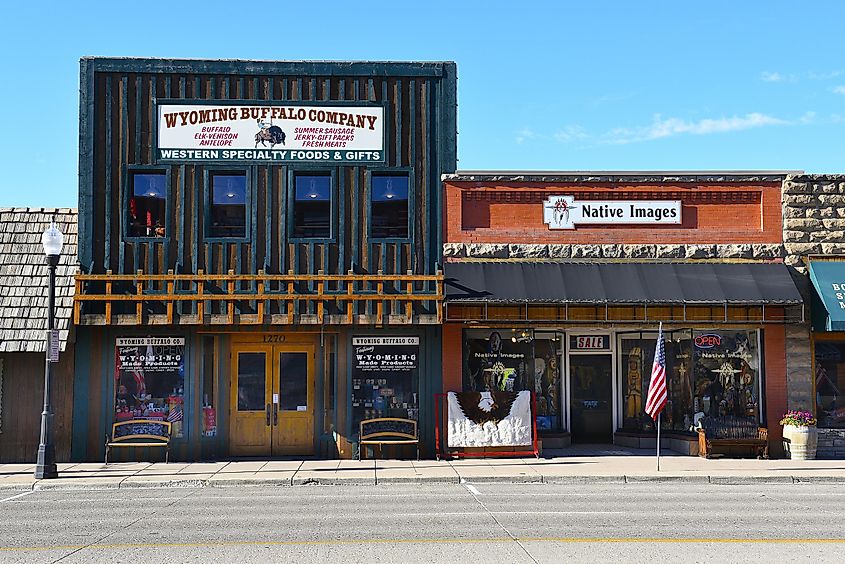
[434,392,539,460]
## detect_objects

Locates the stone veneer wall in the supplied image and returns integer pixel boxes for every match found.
[817,429,845,459]
[782,174,845,457]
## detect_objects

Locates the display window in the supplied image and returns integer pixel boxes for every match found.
[114,337,186,438]
[619,329,759,433]
[351,336,419,429]
[814,342,845,428]
[127,171,167,238]
[461,329,563,431]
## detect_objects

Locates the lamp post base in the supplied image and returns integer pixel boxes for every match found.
[35,443,58,479]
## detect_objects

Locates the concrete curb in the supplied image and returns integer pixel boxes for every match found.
[7,473,845,491]
[625,475,711,484]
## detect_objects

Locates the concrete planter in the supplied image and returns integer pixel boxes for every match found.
[782,424,818,460]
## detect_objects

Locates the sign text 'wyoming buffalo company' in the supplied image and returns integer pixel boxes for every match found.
[543,195,682,230]
[157,103,384,163]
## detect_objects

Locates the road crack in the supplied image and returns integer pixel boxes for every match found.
[462,483,539,564]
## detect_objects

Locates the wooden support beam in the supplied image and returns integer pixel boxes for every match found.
[73,277,82,324]
[135,270,143,324]
[317,269,324,324]
[257,269,265,324]
[227,269,235,324]
[196,269,205,322]
[166,269,174,324]
[346,269,354,324]
[406,269,413,321]
[376,269,384,325]
[104,270,113,324]
[287,269,295,324]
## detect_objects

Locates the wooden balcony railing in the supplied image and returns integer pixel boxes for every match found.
[74,270,444,326]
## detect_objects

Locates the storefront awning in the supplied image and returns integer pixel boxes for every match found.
[445,261,804,305]
[808,260,845,331]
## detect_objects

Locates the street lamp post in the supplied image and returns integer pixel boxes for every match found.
[35,222,63,480]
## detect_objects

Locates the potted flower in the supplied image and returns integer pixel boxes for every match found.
[780,410,818,460]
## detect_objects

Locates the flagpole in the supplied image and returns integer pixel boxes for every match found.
[656,412,661,472]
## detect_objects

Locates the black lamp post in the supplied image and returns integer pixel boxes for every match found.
[35,222,63,480]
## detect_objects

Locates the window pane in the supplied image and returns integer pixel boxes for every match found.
[815,342,845,428]
[293,175,331,238]
[279,352,308,411]
[129,173,167,237]
[371,175,409,238]
[621,330,695,432]
[210,173,246,238]
[115,338,185,438]
[237,352,266,412]
[692,330,759,423]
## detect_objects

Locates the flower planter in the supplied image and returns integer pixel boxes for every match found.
[782,424,818,460]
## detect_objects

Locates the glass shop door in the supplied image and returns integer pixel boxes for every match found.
[569,354,613,443]
[229,344,315,456]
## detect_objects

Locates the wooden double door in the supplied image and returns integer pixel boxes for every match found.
[229,342,315,456]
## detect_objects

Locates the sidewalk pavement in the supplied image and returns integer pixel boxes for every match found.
[3,446,845,492]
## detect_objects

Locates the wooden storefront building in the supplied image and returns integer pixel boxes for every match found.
[73,58,456,461]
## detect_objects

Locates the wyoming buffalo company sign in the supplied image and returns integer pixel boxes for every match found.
[156,102,385,163]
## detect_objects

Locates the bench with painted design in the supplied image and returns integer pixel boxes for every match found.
[697,415,768,459]
[105,419,172,463]
[358,417,419,460]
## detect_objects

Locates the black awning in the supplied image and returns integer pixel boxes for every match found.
[444,261,803,305]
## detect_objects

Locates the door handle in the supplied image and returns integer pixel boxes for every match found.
[266,403,271,426]
[273,403,279,426]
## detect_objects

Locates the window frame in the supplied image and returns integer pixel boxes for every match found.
[288,169,336,243]
[366,168,414,242]
[123,166,171,242]
[203,166,252,242]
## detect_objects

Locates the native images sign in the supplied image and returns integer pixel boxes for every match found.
[543,195,682,230]
[157,104,384,163]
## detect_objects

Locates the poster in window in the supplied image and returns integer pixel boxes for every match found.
[351,337,419,427]
[115,337,186,438]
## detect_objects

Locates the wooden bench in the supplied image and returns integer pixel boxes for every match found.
[105,419,172,464]
[697,416,768,459]
[358,417,419,460]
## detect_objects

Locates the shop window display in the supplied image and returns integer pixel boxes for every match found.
[814,342,845,428]
[462,329,562,431]
[351,336,419,429]
[692,330,759,424]
[621,329,758,433]
[621,331,693,432]
[114,337,185,438]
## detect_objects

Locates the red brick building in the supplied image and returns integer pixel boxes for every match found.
[441,172,804,456]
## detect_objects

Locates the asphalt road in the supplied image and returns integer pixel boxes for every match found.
[2,482,844,563]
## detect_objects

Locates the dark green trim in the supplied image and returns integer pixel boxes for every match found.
[78,58,95,271]
[71,330,91,461]
[365,167,414,243]
[287,169,338,243]
[122,165,173,243]
[202,166,252,243]
[84,58,450,78]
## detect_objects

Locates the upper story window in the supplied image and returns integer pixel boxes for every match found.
[128,172,167,238]
[371,174,409,239]
[209,172,247,238]
[293,174,331,239]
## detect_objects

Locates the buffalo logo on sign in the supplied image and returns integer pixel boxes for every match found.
[254,119,286,148]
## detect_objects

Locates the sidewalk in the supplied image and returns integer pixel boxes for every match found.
[3,446,845,491]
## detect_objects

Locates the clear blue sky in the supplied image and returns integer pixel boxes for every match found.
[2,1,843,208]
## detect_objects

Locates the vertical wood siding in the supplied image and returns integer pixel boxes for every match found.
[81,61,457,307]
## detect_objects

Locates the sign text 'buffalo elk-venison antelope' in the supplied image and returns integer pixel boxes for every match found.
[543,195,682,230]
[157,103,385,163]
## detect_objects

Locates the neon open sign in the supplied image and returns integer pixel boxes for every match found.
[694,334,722,348]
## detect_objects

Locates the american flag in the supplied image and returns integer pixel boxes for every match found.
[167,408,183,422]
[644,323,668,420]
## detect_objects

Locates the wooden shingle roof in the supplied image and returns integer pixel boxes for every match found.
[0,208,78,353]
